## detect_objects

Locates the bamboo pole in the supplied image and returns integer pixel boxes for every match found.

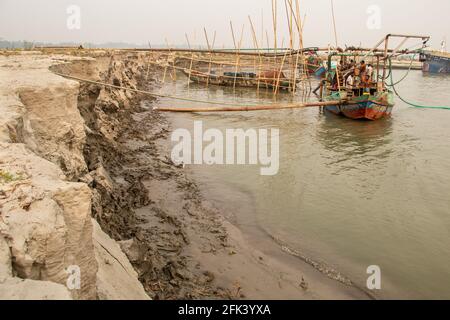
[273,37,287,97]
[248,16,263,94]
[272,0,279,91]
[247,18,258,92]
[330,0,339,48]
[155,100,343,112]
[145,41,152,81]
[212,31,217,65]
[165,38,176,81]
[291,0,301,95]
[203,28,211,87]
[230,23,245,91]
[238,25,245,72]
[275,48,289,94]
[272,0,278,57]
[295,0,308,94]
[301,11,312,92]
[376,55,380,92]
[261,8,264,51]
[230,21,238,90]
[287,0,311,93]
[162,57,168,83]
[290,0,297,92]
[284,0,295,91]
[284,0,293,50]
[185,33,194,90]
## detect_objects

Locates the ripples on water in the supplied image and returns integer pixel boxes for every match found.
[154,70,450,299]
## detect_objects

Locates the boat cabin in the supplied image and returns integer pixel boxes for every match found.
[323,52,386,100]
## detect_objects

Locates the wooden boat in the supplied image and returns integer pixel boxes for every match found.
[305,52,323,74]
[319,34,429,121]
[323,90,394,120]
[182,69,298,91]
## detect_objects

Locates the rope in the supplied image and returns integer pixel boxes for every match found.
[53,72,255,107]
[387,58,450,110]
[385,54,416,86]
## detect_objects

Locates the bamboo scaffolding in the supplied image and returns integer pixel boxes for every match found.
[174,54,315,69]
[151,0,321,96]
[148,60,297,83]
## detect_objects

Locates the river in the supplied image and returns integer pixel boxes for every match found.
[152,69,450,299]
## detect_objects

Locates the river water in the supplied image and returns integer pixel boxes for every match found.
[153,70,450,299]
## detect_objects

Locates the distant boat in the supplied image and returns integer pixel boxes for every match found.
[305,52,323,74]
[182,69,298,91]
[421,51,450,73]
[421,39,450,73]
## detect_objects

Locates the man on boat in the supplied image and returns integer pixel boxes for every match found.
[366,64,374,84]
[354,65,361,87]
[360,60,367,73]
[346,73,354,88]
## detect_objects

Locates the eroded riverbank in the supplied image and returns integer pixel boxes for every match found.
[0,50,370,300]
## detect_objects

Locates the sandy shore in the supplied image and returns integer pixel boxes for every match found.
[1,50,372,300]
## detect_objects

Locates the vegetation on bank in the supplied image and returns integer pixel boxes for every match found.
[0,169,23,184]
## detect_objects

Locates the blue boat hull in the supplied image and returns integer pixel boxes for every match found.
[422,53,450,73]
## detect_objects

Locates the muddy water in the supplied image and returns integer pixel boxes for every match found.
[153,70,450,299]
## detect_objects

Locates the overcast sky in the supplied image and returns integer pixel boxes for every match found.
[0,0,448,49]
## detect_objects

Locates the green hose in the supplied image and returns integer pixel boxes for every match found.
[387,58,450,110]
[386,54,416,86]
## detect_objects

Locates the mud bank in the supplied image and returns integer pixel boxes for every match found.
[0,52,148,300]
[0,50,370,300]
[51,53,236,299]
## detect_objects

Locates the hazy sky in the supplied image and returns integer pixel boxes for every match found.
[0,0,448,49]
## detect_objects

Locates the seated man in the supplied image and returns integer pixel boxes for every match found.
[346,73,354,88]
